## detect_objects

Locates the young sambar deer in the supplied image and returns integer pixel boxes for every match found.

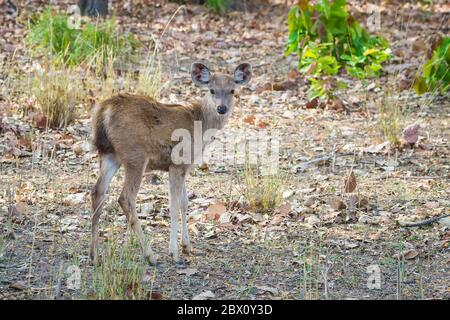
[90,61,252,264]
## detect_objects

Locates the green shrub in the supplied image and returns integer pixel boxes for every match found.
[26,8,139,66]
[414,37,450,95]
[285,0,391,79]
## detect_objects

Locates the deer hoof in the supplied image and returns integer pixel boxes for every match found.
[182,243,192,254]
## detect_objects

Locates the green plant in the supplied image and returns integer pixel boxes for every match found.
[296,238,325,300]
[285,0,391,78]
[206,0,230,14]
[414,37,450,95]
[26,8,139,66]
[30,63,82,128]
[90,234,152,300]
[308,76,347,100]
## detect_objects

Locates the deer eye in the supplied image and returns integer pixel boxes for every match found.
[210,89,215,94]
[230,89,235,94]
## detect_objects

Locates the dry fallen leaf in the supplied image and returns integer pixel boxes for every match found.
[10,201,28,224]
[344,170,357,193]
[362,141,389,154]
[32,113,48,129]
[205,203,227,221]
[347,195,369,210]
[275,203,291,216]
[63,193,86,206]
[9,281,27,291]
[394,249,419,260]
[149,291,163,300]
[329,196,347,210]
[305,98,319,109]
[243,114,256,125]
[270,203,291,225]
[412,38,426,52]
[177,268,198,276]
[403,123,420,145]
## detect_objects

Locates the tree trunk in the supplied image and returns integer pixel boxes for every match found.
[78,0,108,17]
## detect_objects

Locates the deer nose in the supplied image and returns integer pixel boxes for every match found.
[217,105,228,115]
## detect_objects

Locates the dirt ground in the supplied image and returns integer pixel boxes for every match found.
[0,1,449,300]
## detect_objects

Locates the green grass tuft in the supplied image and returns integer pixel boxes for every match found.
[206,0,230,14]
[26,8,140,66]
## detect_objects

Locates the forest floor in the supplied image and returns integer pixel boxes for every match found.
[0,0,449,299]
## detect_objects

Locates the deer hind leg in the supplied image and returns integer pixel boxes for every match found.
[118,160,157,265]
[90,153,120,264]
[168,166,187,262]
[180,181,192,254]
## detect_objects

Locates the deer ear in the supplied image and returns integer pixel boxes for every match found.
[234,62,252,85]
[191,62,211,86]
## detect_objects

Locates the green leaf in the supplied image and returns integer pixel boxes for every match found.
[413,77,427,94]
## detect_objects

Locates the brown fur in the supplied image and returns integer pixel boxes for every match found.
[92,93,203,171]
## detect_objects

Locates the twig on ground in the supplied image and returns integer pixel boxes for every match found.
[293,153,355,173]
[398,214,450,228]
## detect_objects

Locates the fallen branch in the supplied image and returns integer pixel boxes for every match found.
[398,214,450,228]
[293,153,354,172]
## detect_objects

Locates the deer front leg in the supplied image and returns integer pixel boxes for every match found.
[180,181,192,254]
[168,166,185,263]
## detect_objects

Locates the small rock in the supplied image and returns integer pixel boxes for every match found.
[256,285,279,295]
[140,202,154,215]
[358,215,369,224]
[344,241,359,249]
[282,110,295,119]
[63,193,86,206]
[305,215,320,226]
[438,217,450,227]
[282,190,294,199]
[218,212,232,224]
[192,290,215,300]
[177,268,198,276]
[304,197,315,207]
[72,141,91,156]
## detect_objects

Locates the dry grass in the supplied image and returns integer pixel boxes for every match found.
[242,159,285,213]
[88,47,163,103]
[376,86,402,147]
[29,62,82,128]
[0,53,26,105]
